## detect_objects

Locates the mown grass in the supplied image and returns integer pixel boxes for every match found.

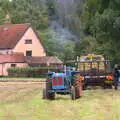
[0,89,120,120]
[0,77,45,81]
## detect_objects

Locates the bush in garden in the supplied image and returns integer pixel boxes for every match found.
[7,67,61,78]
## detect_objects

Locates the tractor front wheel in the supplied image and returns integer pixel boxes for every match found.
[47,92,55,100]
[43,88,47,99]
[43,88,55,100]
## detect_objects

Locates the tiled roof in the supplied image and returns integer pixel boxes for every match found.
[0,24,30,49]
[0,53,25,63]
[25,56,63,64]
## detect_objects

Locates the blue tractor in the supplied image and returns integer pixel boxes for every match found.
[43,69,83,100]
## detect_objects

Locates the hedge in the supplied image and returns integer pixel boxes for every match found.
[7,67,62,78]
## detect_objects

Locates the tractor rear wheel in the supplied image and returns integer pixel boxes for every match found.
[71,86,76,100]
[75,85,82,99]
[73,74,83,98]
[83,85,87,90]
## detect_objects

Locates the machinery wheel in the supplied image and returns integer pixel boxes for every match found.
[47,92,55,100]
[73,73,83,98]
[75,85,82,99]
[71,86,76,100]
[43,78,55,100]
[43,88,55,100]
[43,88,47,99]
[83,84,87,90]
[103,83,112,89]
[107,84,112,89]
[46,78,52,90]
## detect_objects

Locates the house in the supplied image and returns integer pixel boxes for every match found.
[0,53,28,76]
[0,54,63,76]
[25,56,63,69]
[0,23,46,56]
[0,23,63,76]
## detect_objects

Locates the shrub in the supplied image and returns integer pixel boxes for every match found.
[7,67,61,78]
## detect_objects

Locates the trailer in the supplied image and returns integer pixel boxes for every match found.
[77,54,113,89]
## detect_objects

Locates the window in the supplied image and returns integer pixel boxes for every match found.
[6,51,8,54]
[26,50,32,56]
[11,64,16,67]
[25,39,32,44]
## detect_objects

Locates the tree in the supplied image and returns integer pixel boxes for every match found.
[10,0,49,30]
[79,0,120,64]
[39,29,75,61]
[0,8,5,24]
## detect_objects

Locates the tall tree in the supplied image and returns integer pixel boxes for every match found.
[0,8,5,24]
[80,0,120,64]
[10,0,49,29]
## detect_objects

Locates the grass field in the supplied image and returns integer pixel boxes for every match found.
[0,77,44,81]
[0,83,120,120]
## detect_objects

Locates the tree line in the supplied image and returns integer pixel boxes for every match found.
[0,0,120,65]
[78,0,120,65]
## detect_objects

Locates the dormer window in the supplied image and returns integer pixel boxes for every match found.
[25,39,32,44]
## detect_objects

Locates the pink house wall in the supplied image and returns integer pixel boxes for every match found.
[13,27,46,57]
[0,64,3,76]
[0,63,28,76]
